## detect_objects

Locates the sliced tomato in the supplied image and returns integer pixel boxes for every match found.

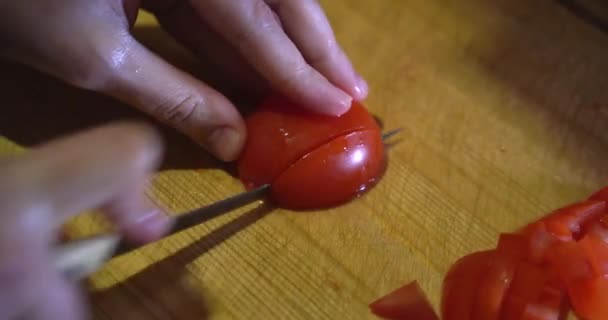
[441,250,493,320]
[545,241,594,286]
[270,130,385,210]
[369,281,439,320]
[472,234,526,320]
[568,276,608,320]
[519,222,560,264]
[578,234,608,276]
[588,186,608,202]
[237,95,380,190]
[501,261,548,320]
[541,200,605,241]
[520,284,567,320]
[581,213,608,241]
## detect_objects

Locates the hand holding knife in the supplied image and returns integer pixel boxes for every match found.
[52,184,271,280]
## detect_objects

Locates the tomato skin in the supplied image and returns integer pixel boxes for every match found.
[236,95,380,190]
[270,130,385,210]
[519,222,560,264]
[545,241,594,286]
[441,250,494,320]
[369,281,439,320]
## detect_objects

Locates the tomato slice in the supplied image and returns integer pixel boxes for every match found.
[472,234,526,320]
[541,200,605,241]
[501,261,548,320]
[270,130,385,210]
[236,95,380,190]
[520,285,567,320]
[581,213,608,241]
[441,250,494,320]
[369,281,439,320]
[568,276,608,320]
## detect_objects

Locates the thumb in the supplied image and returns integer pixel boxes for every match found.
[99,36,246,162]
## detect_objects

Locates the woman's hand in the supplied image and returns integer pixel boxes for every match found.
[0,122,171,319]
[0,0,368,162]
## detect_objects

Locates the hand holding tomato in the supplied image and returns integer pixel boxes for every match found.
[0,0,368,162]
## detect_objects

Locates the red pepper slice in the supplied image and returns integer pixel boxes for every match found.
[369,281,439,320]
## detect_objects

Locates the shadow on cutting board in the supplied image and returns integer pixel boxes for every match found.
[89,203,274,319]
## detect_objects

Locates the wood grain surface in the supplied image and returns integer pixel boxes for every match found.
[2,0,608,319]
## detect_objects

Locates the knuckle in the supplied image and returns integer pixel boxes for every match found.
[154,94,201,125]
[232,0,278,45]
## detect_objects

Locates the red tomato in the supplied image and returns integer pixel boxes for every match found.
[441,250,494,320]
[501,261,549,320]
[236,95,384,210]
[581,213,608,241]
[369,281,439,320]
[568,276,608,320]
[271,130,385,209]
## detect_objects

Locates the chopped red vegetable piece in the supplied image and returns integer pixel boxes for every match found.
[542,200,605,241]
[581,213,608,241]
[588,186,608,202]
[568,276,608,320]
[369,281,439,320]
[520,284,567,320]
[578,234,608,277]
[472,234,527,320]
[545,241,594,286]
[520,222,561,264]
[441,250,493,320]
[501,261,548,320]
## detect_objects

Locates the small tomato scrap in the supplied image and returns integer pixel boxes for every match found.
[369,281,439,320]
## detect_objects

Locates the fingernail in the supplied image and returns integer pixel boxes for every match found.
[207,127,244,162]
[125,209,172,243]
[331,90,353,116]
[353,75,369,100]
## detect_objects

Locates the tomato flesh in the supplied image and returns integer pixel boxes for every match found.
[568,276,608,320]
[236,95,384,210]
[501,261,548,320]
[369,281,439,320]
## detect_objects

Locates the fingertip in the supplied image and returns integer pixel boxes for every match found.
[353,75,369,101]
[121,209,173,244]
[203,126,246,162]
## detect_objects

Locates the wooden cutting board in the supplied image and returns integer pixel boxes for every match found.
[2,0,608,318]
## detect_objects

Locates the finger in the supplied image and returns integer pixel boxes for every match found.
[190,0,353,116]
[20,266,87,320]
[100,35,247,161]
[101,182,170,244]
[266,0,368,101]
[148,1,270,99]
[1,121,170,241]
